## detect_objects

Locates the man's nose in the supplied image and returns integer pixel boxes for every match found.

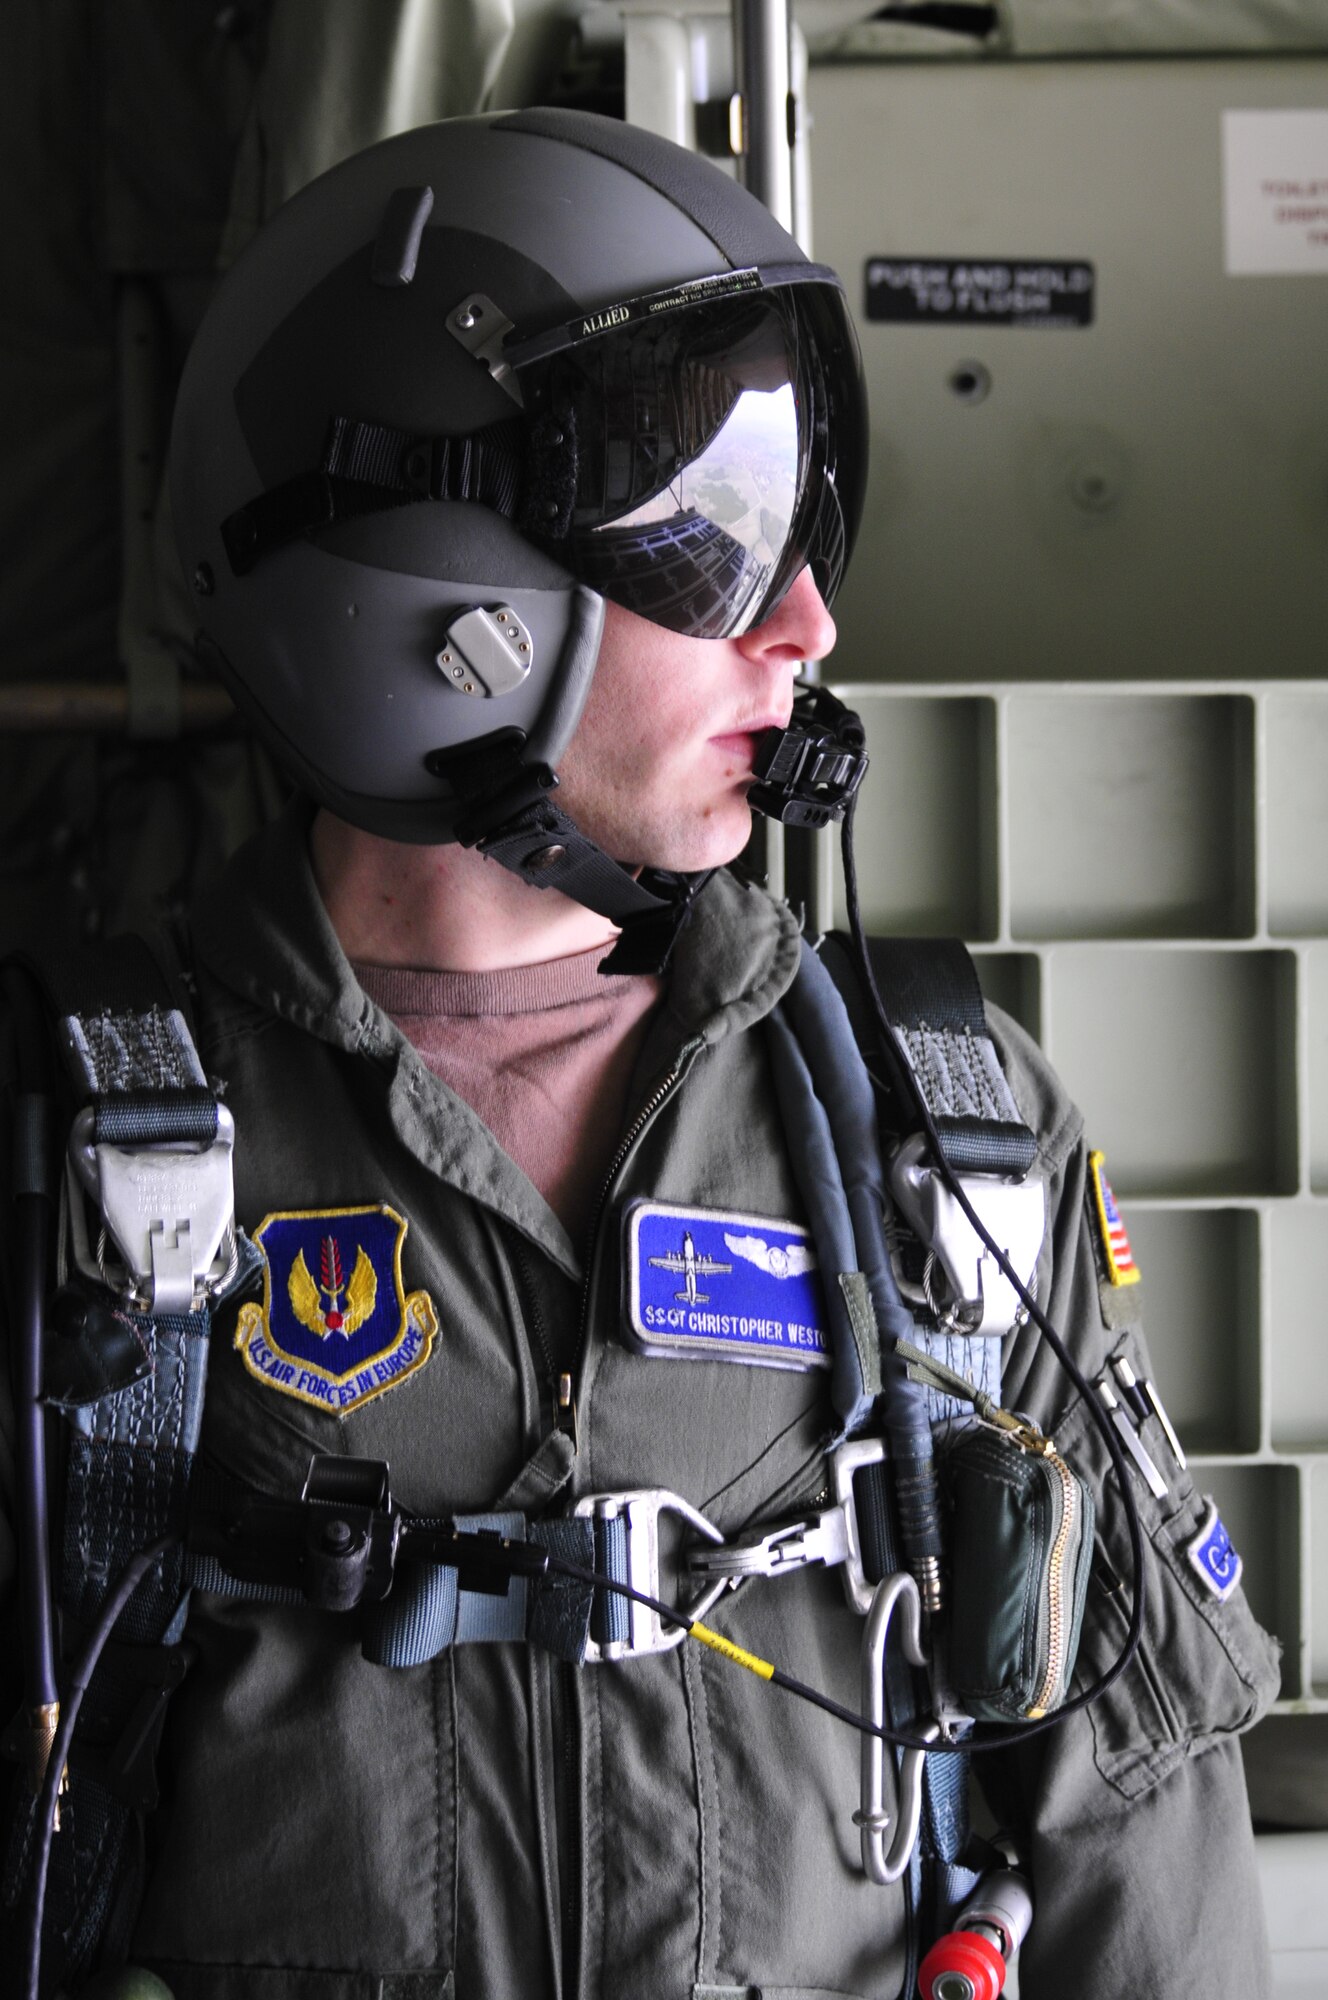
[735,567,838,668]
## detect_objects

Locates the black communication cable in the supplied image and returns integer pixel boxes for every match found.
[3,965,61,1785]
[21,1536,177,2000]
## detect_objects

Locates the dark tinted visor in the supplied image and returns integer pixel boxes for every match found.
[516,276,867,640]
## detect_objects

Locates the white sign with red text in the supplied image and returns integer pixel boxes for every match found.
[1223,109,1328,276]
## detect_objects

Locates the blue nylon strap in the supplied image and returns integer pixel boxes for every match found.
[591,1514,631,1649]
[362,1514,599,1668]
[92,1088,219,1147]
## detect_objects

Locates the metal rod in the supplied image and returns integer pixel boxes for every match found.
[0,682,236,733]
[732,0,794,232]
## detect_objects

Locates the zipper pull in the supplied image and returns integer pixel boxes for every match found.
[1006,1419,1054,1457]
[554,1371,579,1449]
[893,1337,1057,1452]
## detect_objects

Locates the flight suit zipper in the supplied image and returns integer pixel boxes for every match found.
[512,1238,577,1442]
[554,1035,706,2000]
[575,1037,707,1358]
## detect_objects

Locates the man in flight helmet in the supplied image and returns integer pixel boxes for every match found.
[2,108,1276,2000]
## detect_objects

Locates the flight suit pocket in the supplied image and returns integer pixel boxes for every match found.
[1062,1335,1281,1802]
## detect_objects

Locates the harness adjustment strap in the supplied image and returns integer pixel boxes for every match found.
[818,933,1038,1180]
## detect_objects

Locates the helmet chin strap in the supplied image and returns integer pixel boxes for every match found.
[444,739,710,975]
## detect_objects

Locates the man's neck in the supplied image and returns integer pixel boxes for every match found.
[308,809,623,973]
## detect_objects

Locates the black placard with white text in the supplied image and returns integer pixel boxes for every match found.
[865,258,1095,329]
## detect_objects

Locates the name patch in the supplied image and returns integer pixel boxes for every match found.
[235,1205,439,1417]
[1187,1499,1244,1602]
[624,1202,831,1371]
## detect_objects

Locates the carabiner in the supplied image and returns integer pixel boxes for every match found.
[853,1571,937,1884]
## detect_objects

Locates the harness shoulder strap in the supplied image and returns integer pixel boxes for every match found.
[818,933,1037,1174]
[1,932,237,1995]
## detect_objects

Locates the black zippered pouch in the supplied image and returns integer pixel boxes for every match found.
[942,1421,1094,1724]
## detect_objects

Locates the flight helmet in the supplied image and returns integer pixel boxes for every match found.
[170,108,868,936]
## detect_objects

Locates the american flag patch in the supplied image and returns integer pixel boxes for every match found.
[1089,1150,1141,1287]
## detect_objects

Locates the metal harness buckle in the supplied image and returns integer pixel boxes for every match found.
[572,1488,727,1664]
[684,1438,889,1619]
[67,1105,237,1314]
[887,1133,1045,1338]
[687,1506,851,1584]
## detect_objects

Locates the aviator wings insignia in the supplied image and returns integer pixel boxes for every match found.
[723,1232,818,1280]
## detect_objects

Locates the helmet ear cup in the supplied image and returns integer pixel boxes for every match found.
[198,581,604,847]
[193,513,602,821]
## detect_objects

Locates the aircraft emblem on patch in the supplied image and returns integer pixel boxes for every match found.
[1186,1499,1243,1602]
[235,1205,439,1416]
[1088,1150,1141,1287]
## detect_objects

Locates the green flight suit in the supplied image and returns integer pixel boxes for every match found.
[4,803,1280,1998]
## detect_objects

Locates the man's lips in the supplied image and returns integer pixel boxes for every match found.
[709,731,758,763]
[709,716,790,765]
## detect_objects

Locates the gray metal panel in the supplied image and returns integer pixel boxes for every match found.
[808,57,1328,682]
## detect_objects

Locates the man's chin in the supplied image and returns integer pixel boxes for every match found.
[645,809,755,878]
[571,795,754,879]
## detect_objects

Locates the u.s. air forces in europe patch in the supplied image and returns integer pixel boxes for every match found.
[235,1205,439,1415]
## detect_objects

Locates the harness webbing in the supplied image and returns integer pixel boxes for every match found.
[820,933,1012,1427]
[182,1480,606,1669]
[2,940,226,1996]
[819,933,1036,1177]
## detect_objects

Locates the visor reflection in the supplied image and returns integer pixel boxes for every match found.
[588,384,799,637]
[525,281,865,641]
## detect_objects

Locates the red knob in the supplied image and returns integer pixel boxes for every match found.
[918,1928,1007,2000]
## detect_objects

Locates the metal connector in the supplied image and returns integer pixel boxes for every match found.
[887,1134,1045,1338]
[67,1105,237,1314]
[573,1488,727,1663]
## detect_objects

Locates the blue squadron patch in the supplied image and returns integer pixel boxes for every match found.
[1186,1498,1244,1602]
[624,1201,831,1370]
[235,1205,439,1416]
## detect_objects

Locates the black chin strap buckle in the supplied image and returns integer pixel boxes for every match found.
[434,732,709,973]
[749,686,869,831]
